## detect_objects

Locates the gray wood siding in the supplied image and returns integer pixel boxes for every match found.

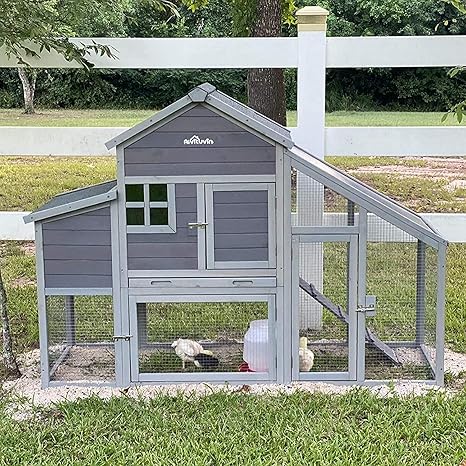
[213,190,269,263]
[124,105,275,177]
[127,183,198,270]
[42,207,112,288]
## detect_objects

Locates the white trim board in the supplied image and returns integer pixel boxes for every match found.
[0,127,122,156]
[0,212,34,240]
[0,38,298,69]
[2,126,466,157]
[325,127,466,157]
[2,36,466,69]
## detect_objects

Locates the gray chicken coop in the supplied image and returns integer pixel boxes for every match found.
[25,83,447,388]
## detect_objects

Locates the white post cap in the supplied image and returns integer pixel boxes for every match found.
[296,6,329,32]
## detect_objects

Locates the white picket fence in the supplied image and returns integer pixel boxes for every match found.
[1,29,465,242]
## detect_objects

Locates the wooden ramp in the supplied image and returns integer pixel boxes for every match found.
[299,278,400,365]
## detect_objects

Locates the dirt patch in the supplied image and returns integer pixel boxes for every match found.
[10,277,36,287]
[3,345,466,419]
[445,179,466,192]
[49,346,115,382]
[20,242,36,256]
[350,157,466,181]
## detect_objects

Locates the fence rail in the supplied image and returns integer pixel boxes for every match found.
[1,126,465,157]
[2,36,466,69]
[0,32,465,242]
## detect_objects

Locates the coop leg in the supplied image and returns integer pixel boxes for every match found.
[297,174,323,330]
[137,303,148,347]
[416,240,426,345]
[346,200,356,311]
[64,295,75,346]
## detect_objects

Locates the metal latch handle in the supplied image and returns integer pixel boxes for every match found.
[356,295,377,317]
[188,222,208,229]
[113,335,132,341]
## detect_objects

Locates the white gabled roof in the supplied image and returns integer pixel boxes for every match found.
[105,83,293,150]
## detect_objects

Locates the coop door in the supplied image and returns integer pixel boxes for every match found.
[128,295,277,383]
[292,235,358,381]
[204,183,276,269]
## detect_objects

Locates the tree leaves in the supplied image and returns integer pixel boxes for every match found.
[0,0,176,69]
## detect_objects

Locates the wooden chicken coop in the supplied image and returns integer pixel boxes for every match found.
[25,83,448,388]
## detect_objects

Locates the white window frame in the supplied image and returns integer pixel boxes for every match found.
[125,183,176,233]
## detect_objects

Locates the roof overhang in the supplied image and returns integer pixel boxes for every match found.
[24,186,117,224]
[105,83,293,150]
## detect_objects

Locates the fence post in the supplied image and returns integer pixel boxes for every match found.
[295,6,329,330]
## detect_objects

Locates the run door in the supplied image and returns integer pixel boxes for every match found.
[292,234,358,381]
[204,183,276,269]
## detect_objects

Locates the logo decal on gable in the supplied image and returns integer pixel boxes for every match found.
[183,135,214,145]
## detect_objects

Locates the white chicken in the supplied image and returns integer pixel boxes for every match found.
[299,336,315,372]
[171,338,219,370]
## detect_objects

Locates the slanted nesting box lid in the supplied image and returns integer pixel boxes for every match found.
[24,180,117,223]
[105,83,294,150]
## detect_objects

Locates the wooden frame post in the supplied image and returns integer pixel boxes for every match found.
[64,295,76,346]
[295,6,329,330]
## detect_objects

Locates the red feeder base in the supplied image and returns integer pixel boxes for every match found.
[239,362,255,372]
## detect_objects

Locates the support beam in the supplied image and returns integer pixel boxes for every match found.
[415,241,426,345]
[137,303,148,346]
[64,295,76,346]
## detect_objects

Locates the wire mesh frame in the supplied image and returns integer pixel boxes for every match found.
[291,234,358,381]
[128,294,277,383]
[290,160,446,385]
[359,211,446,385]
[291,215,445,385]
[45,293,115,385]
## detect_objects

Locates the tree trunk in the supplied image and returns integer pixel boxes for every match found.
[0,267,21,379]
[17,68,37,115]
[247,0,286,126]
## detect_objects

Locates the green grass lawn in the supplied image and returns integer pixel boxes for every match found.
[0,108,465,127]
[1,391,466,466]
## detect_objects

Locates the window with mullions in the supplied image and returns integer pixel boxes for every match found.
[125,183,176,233]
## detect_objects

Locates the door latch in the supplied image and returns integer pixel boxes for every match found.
[356,295,377,317]
[188,222,208,229]
[112,335,132,341]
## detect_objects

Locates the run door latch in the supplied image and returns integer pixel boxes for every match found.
[112,335,132,341]
[356,295,377,317]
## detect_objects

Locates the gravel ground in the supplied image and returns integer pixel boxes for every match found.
[3,346,466,421]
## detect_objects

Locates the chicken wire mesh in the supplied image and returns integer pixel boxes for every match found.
[136,301,271,374]
[46,295,114,382]
[293,169,359,228]
[364,215,437,381]
[293,168,357,330]
[298,241,350,373]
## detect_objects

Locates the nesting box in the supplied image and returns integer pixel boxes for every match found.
[25,83,448,387]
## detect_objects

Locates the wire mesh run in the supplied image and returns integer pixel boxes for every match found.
[293,169,358,227]
[136,301,271,374]
[299,241,350,373]
[364,216,437,381]
[46,295,114,382]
